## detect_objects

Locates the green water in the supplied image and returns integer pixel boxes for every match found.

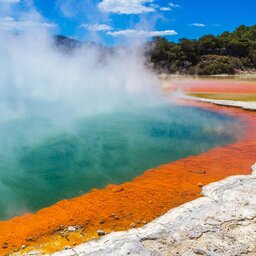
[0,105,242,220]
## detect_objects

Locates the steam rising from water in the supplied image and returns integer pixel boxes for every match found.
[0,31,161,155]
[0,31,163,218]
[0,32,242,220]
[0,32,160,121]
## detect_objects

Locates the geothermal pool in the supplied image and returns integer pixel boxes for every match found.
[0,104,242,220]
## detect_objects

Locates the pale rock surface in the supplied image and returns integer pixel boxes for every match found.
[183,96,256,110]
[51,163,256,256]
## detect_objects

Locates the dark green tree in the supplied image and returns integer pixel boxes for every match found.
[146,24,256,75]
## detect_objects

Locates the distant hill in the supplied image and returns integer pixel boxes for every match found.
[54,35,82,51]
[146,25,256,75]
[53,35,114,59]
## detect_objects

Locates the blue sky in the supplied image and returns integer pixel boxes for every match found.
[0,0,256,45]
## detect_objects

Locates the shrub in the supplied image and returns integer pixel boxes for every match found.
[196,55,244,75]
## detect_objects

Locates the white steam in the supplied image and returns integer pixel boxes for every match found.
[0,31,161,123]
[0,30,163,218]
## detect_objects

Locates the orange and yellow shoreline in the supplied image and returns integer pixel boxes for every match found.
[0,86,256,255]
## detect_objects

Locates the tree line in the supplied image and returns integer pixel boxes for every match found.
[146,25,256,75]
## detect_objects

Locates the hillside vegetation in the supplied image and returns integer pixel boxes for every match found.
[146,25,256,75]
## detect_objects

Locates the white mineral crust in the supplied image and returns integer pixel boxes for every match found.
[51,163,256,256]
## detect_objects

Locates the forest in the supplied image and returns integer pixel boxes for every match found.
[146,25,256,75]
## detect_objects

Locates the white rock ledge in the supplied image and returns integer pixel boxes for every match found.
[51,163,256,256]
[183,96,256,110]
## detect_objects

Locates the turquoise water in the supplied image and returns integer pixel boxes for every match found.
[0,105,242,220]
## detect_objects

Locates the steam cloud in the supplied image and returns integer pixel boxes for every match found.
[0,28,164,218]
[0,31,161,119]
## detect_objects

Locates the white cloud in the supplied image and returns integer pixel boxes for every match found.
[0,16,56,31]
[213,23,221,27]
[169,3,180,8]
[149,3,158,8]
[81,23,113,31]
[98,0,156,14]
[0,0,20,3]
[98,0,181,14]
[159,7,172,11]
[189,23,206,27]
[107,29,178,37]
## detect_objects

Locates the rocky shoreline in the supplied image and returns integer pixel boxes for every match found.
[51,163,256,256]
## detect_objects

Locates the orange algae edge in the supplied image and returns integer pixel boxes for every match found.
[0,103,256,255]
[184,80,256,94]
